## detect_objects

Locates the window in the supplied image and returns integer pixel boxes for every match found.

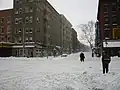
[25,37,28,42]
[112,14,116,17]
[104,28,110,31]
[104,23,109,26]
[1,17,4,23]
[7,25,11,33]
[25,16,33,23]
[15,18,22,24]
[19,49,23,56]
[19,18,22,24]
[26,28,29,33]
[14,38,18,43]
[29,37,33,41]
[112,23,117,26]
[105,18,108,22]
[104,23,110,30]
[36,17,40,23]
[7,36,11,42]
[112,17,116,23]
[15,10,19,14]
[30,7,33,12]
[29,28,33,33]
[15,0,22,4]
[18,37,22,43]
[25,7,33,13]
[36,28,40,32]
[29,16,33,23]
[1,26,4,33]
[19,28,22,33]
[104,4,108,13]
[25,7,29,13]
[15,18,19,24]
[112,4,116,12]
[104,15,108,17]
[15,0,19,3]
[104,30,110,38]
[37,8,40,12]
[25,17,29,23]
[7,16,11,23]
[19,8,22,14]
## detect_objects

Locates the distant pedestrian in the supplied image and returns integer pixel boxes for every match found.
[102,51,111,74]
[80,52,85,62]
[53,49,56,57]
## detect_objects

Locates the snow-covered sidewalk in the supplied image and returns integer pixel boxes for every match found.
[0,52,120,90]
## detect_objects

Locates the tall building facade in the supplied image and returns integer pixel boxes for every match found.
[0,0,78,57]
[72,28,77,53]
[60,14,73,53]
[12,0,61,57]
[97,0,120,40]
[0,9,13,57]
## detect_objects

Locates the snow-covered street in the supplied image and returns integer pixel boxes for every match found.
[0,52,120,90]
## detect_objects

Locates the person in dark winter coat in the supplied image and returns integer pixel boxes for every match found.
[102,51,111,74]
[80,52,85,62]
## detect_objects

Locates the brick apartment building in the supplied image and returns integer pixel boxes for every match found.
[72,28,77,53]
[0,0,79,57]
[12,0,62,57]
[0,9,13,57]
[97,0,120,40]
[60,14,73,53]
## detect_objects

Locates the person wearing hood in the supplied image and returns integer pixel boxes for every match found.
[102,50,111,74]
[80,52,85,62]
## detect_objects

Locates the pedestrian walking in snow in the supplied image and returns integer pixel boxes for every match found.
[80,52,85,62]
[102,51,111,74]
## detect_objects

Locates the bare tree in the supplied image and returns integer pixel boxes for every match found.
[77,21,95,50]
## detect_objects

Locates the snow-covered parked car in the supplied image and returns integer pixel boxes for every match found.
[61,53,68,57]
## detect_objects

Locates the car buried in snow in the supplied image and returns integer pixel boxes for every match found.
[61,53,68,57]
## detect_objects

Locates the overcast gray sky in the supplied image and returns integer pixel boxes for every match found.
[0,0,99,43]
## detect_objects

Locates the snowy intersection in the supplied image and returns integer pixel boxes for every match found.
[0,52,120,90]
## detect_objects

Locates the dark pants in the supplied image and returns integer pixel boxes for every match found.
[102,63,109,74]
[80,58,84,62]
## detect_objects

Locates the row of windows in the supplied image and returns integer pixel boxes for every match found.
[104,23,117,29]
[15,0,34,4]
[0,36,11,42]
[15,7,45,15]
[15,7,33,14]
[0,27,40,35]
[104,17,117,23]
[15,36,33,43]
[104,3,120,13]
[15,16,32,24]
[0,16,12,24]
[15,28,33,34]
[15,16,41,24]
